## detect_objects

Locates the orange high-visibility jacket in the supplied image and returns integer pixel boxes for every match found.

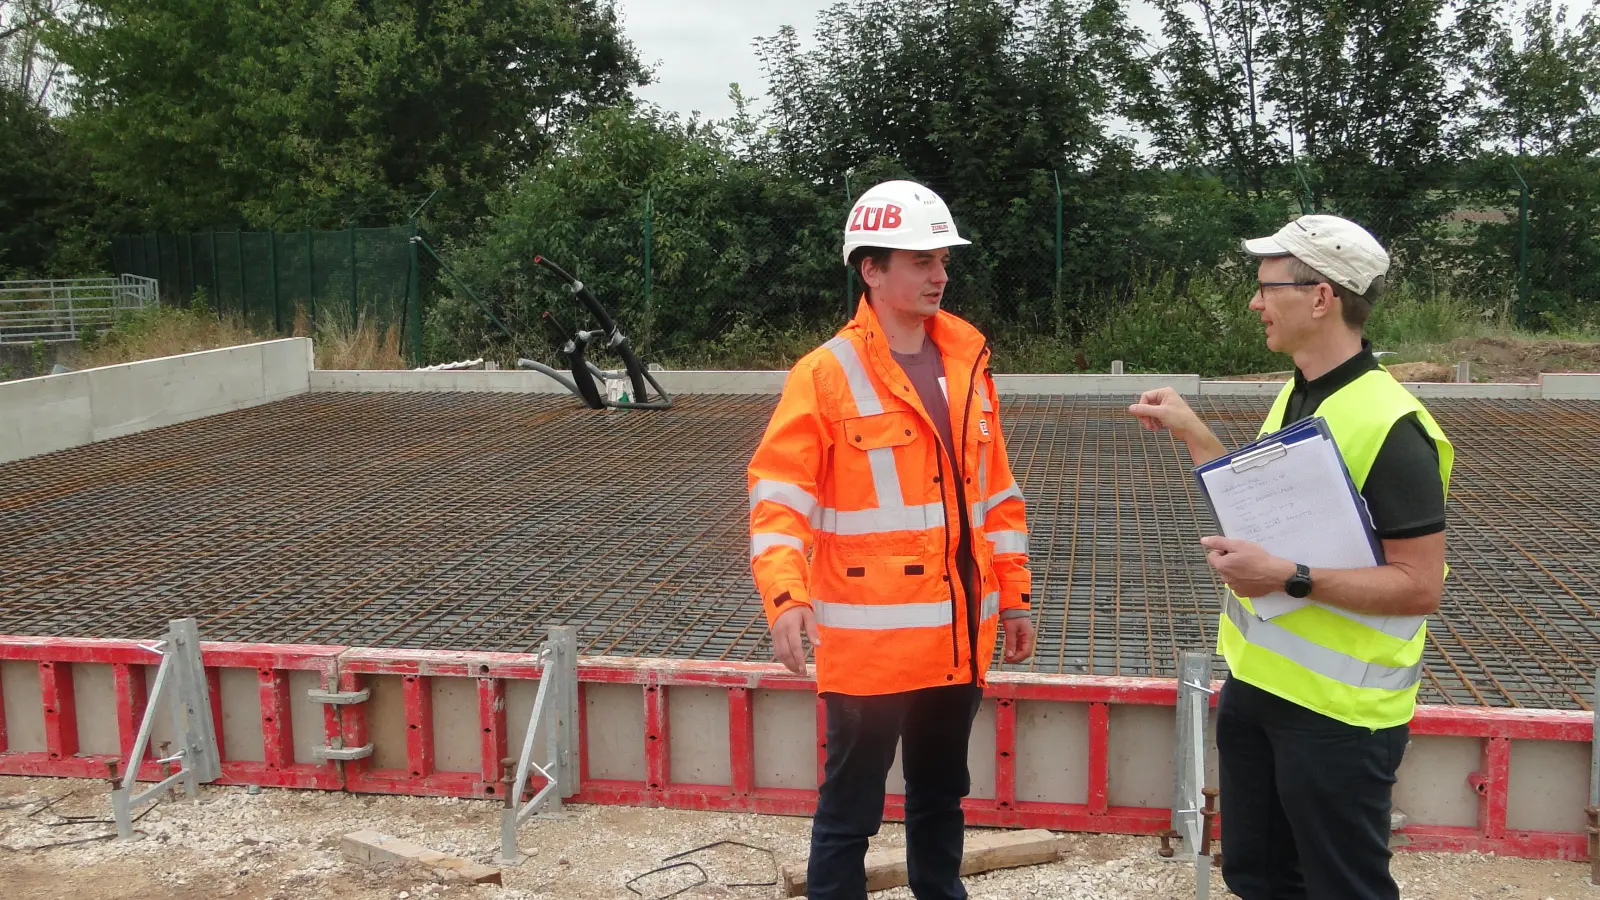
[747,297,1032,696]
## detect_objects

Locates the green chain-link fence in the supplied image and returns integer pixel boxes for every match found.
[108,162,1597,371]
[110,225,424,362]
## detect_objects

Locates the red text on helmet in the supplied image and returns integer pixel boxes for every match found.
[848,204,904,233]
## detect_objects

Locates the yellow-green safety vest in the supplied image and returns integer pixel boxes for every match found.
[1216,367,1454,729]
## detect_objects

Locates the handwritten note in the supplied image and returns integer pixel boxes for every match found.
[1200,432,1379,618]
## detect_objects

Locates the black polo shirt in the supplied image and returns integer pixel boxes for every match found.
[1282,342,1447,540]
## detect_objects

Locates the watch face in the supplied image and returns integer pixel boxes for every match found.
[1286,569,1312,598]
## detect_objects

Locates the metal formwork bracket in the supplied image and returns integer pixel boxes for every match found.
[1170,649,1216,900]
[308,688,370,705]
[313,743,374,762]
[499,625,580,865]
[111,617,221,840]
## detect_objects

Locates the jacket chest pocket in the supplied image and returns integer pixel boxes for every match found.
[840,410,926,509]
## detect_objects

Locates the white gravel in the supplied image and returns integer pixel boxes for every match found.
[1,776,1592,900]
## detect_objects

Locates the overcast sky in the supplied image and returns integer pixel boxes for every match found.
[615,0,1166,124]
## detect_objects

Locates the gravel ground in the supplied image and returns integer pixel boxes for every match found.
[1,776,1592,899]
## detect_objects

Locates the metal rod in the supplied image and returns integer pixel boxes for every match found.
[128,768,187,807]
[121,653,172,791]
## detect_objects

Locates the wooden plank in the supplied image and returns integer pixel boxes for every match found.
[341,829,502,884]
[779,828,1063,897]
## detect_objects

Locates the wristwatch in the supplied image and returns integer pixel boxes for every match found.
[1284,563,1313,599]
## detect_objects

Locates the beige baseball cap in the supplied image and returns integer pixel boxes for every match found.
[1242,214,1391,295]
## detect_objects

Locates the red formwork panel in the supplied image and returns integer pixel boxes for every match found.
[1,638,1592,861]
[0,637,344,790]
[336,648,552,801]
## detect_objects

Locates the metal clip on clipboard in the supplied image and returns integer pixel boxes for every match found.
[1227,441,1289,473]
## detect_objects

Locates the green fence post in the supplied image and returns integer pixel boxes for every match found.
[269,227,282,334]
[235,230,246,321]
[642,189,653,355]
[844,171,855,320]
[1296,164,1315,215]
[408,224,422,365]
[1511,162,1530,325]
[184,233,196,305]
[1053,168,1064,334]
[348,222,358,328]
[154,233,165,303]
[209,232,220,316]
[306,227,316,330]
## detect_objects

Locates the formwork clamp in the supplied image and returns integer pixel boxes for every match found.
[309,672,373,761]
[308,688,370,705]
[313,740,373,762]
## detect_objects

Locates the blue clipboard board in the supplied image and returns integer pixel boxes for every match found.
[1192,416,1386,567]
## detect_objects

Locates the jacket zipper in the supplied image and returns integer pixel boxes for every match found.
[935,446,958,667]
[958,343,991,682]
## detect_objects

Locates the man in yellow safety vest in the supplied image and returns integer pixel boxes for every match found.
[1128,214,1452,900]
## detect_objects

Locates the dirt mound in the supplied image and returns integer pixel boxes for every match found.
[1213,336,1600,383]
[1443,336,1600,382]
[1383,361,1455,382]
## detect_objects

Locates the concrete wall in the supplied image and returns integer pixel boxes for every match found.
[307,367,1600,402]
[1540,373,1600,400]
[310,369,571,394]
[0,338,313,465]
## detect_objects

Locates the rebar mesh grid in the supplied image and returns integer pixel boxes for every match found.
[1,392,1595,710]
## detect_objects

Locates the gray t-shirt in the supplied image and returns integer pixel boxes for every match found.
[892,338,980,633]
[891,340,955,460]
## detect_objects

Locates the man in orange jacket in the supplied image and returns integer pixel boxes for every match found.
[747,179,1034,900]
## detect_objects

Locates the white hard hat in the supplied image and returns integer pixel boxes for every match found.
[841,180,971,267]
[1242,214,1391,295]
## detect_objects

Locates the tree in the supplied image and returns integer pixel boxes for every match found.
[1146,0,1278,194]
[1466,0,1600,156]
[755,0,1162,332]
[45,0,647,232]
[1258,0,1469,247]
[441,104,841,365]
[1,0,75,110]
[0,83,102,276]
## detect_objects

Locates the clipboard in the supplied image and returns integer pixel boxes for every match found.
[1192,416,1385,619]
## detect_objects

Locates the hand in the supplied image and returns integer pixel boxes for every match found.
[1128,387,1201,438]
[1002,616,1035,663]
[770,605,820,674]
[1201,536,1298,598]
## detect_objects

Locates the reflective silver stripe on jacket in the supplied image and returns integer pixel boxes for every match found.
[750,479,819,523]
[986,530,1028,555]
[825,337,884,416]
[1224,594,1422,691]
[818,502,943,536]
[813,591,1001,630]
[750,532,805,559]
[828,336,906,507]
[972,483,1024,523]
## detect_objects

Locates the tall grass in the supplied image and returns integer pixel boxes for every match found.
[73,299,262,368]
[293,306,407,370]
[66,295,408,372]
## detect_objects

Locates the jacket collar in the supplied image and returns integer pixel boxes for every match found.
[844,295,988,372]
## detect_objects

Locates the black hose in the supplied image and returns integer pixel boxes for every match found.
[532,255,673,410]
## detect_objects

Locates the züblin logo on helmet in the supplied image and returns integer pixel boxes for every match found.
[848,203,903,233]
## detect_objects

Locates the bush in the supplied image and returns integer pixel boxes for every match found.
[1079,270,1283,376]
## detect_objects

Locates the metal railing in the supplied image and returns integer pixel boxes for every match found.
[0,275,157,344]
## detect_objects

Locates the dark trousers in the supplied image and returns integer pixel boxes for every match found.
[806,683,983,900]
[1217,676,1410,900]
